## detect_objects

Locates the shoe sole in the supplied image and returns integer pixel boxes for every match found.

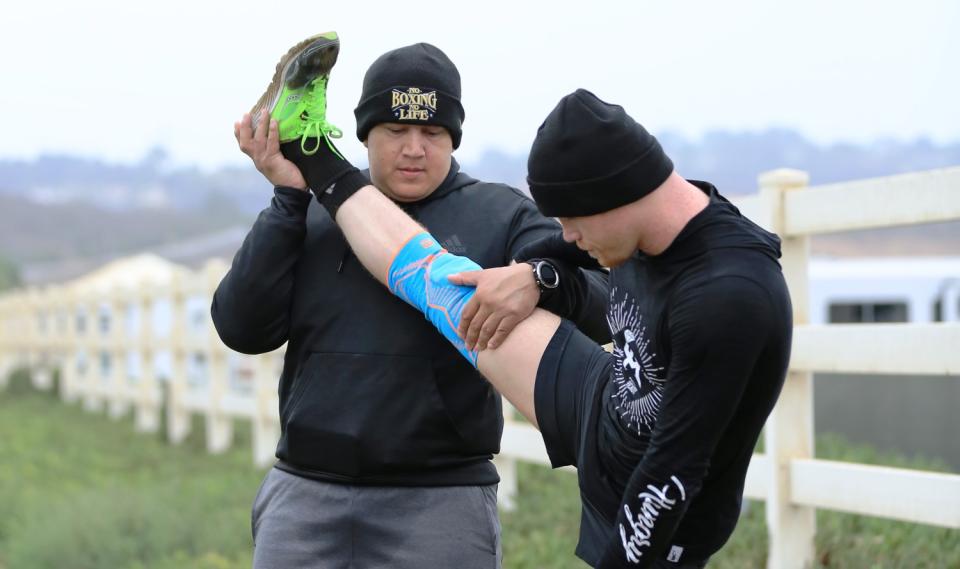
[251,32,340,128]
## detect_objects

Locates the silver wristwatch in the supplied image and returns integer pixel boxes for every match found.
[526,259,560,293]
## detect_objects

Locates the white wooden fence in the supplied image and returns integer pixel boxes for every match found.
[1,166,958,569]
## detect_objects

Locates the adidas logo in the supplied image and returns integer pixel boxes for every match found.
[440,234,467,253]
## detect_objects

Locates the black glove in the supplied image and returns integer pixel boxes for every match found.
[514,230,602,271]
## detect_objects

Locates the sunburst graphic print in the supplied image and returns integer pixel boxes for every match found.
[607,288,665,432]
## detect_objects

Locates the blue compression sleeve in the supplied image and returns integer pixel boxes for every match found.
[387,232,481,366]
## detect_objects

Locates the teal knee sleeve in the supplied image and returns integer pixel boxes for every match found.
[388,232,481,366]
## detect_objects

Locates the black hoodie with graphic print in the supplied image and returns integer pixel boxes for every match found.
[586,182,792,568]
[211,159,610,486]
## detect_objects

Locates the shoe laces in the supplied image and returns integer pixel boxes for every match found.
[299,76,344,157]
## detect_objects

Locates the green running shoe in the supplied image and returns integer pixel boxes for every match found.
[250,32,343,154]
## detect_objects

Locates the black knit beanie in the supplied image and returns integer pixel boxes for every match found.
[527,89,673,217]
[354,43,465,148]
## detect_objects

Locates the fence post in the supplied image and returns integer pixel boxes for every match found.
[166,272,191,444]
[757,169,816,569]
[107,287,129,419]
[0,295,12,389]
[79,295,103,413]
[48,285,66,394]
[31,287,55,391]
[203,262,233,454]
[135,279,162,433]
[495,398,519,511]
[205,350,233,453]
[253,352,281,468]
[13,291,30,383]
[60,287,79,402]
[23,288,40,388]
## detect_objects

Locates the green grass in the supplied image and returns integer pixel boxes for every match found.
[0,371,262,569]
[500,433,959,569]
[1,372,957,568]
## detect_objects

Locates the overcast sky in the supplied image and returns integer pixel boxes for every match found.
[2,0,956,170]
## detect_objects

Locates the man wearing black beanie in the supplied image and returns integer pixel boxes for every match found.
[219,37,610,569]
[518,92,792,568]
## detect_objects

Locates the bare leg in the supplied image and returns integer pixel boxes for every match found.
[335,185,559,427]
[477,311,559,427]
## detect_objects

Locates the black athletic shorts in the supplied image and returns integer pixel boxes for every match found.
[533,320,709,569]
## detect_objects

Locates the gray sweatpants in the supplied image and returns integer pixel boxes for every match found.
[252,467,502,569]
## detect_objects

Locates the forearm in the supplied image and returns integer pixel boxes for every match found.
[572,268,613,343]
[511,229,610,341]
[539,262,611,343]
[598,465,694,568]
[211,187,309,353]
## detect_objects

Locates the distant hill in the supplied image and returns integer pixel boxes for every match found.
[456,132,960,258]
[4,131,958,214]
[0,147,271,215]
[463,129,960,194]
[1,131,958,285]
[0,193,251,265]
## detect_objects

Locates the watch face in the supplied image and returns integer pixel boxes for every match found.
[538,261,559,289]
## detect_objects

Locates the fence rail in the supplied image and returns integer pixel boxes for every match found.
[1,166,958,569]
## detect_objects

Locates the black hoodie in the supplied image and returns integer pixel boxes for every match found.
[578,182,792,567]
[211,159,610,486]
